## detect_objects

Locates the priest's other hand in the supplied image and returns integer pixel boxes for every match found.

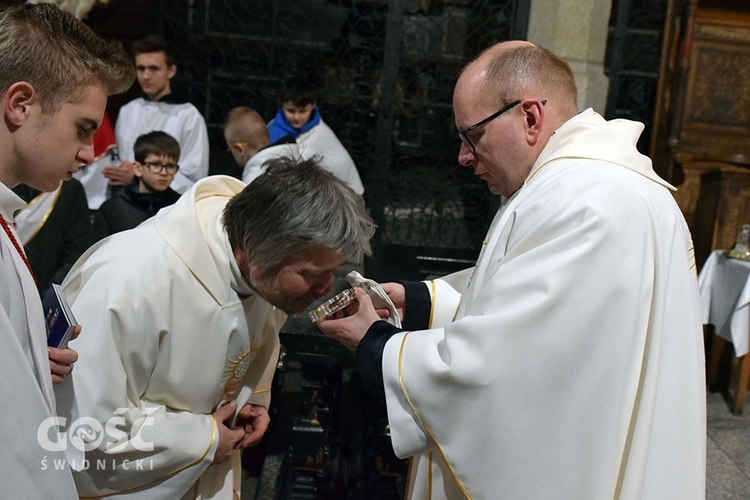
[212,401,245,464]
[48,324,80,384]
[102,160,135,186]
[380,282,406,320]
[236,403,270,448]
[319,287,380,351]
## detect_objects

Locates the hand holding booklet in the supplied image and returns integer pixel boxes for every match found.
[43,283,77,349]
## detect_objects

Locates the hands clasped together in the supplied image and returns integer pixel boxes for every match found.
[212,401,270,464]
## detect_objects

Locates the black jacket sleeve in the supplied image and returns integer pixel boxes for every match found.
[355,321,402,403]
[355,280,434,404]
[397,280,432,330]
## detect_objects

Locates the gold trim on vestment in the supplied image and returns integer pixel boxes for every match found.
[428,280,436,328]
[397,333,472,499]
[22,183,63,244]
[79,415,219,498]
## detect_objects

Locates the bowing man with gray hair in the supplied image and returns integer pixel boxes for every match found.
[58,157,375,499]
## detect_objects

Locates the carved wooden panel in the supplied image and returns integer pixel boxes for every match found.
[652,5,750,269]
[679,9,750,163]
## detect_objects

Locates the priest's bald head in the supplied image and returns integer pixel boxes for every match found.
[453,40,579,198]
[223,156,375,314]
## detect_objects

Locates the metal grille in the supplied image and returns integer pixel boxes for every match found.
[159,0,530,281]
[605,0,669,154]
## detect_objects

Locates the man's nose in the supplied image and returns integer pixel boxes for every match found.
[458,142,475,167]
[312,278,333,297]
[77,142,95,166]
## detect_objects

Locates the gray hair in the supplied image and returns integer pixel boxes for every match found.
[0,3,133,113]
[222,156,375,270]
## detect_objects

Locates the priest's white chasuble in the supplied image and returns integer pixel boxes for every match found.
[382,111,706,499]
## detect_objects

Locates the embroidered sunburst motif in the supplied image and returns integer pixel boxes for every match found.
[222,337,265,400]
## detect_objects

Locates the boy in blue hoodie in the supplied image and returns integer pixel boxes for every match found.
[268,76,364,194]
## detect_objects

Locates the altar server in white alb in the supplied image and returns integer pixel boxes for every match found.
[267,76,364,195]
[106,34,209,194]
[319,41,706,499]
[58,157,375,499]
[0,4,133,498]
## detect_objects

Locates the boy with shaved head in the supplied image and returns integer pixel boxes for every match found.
[224,106,299,184]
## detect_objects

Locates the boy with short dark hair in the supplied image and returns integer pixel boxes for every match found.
[96,131,181,236]
[267,76,365,194]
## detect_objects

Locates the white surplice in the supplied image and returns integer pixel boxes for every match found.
[0,183,78,498]
[115,97,209,194]
[296,120,364,195]
[242,141,300,185]
[382,110,706,499]
[59,176,285,499]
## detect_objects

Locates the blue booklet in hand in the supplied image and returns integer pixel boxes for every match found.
[43,283,76,349]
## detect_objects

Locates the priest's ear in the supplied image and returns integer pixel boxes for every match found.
[4,81,37,127]
[521,99,545,146]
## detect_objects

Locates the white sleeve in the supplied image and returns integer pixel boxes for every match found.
[382,331,431,458]
[423,270,469,328]
[170,107,210,194]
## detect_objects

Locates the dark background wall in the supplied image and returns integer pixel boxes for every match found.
[4,0,671,281]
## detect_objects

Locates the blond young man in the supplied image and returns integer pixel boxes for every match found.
[0,4,133,497]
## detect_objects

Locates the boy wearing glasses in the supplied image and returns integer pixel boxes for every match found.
[96,131,181,236]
